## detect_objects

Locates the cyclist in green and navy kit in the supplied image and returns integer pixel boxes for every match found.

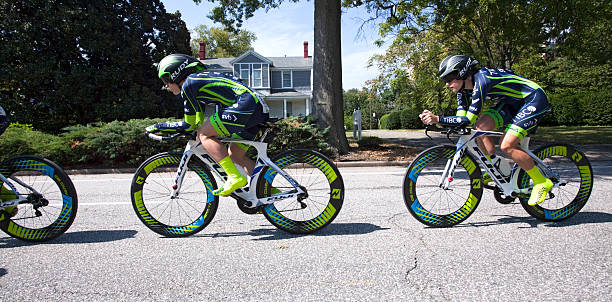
[148,54,269,196]
[419,55,553,206]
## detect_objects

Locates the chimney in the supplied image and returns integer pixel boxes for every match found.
[199,41,206,60]
[303,41,308,58]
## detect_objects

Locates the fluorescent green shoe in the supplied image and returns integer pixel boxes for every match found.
[482,172,492,184]
[528,178,554,206]
[271,187,282,195]
[213,175,247,197]
[0,206,18,222]
[0,185,17,202]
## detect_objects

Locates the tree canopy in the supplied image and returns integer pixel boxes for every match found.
[0,0,192,132]
[190,25,256,58]
[345,0,612,125]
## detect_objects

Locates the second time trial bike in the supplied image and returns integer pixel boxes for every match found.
[403,124,593,227]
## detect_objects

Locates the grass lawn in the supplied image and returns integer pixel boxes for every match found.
[531,126,612,144]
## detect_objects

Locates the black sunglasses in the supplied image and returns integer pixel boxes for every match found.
[160,74,171,85]
[442,72,458,83]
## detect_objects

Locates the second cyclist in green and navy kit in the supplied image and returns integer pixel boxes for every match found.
[148,54,269,197]
[419,55,553,206]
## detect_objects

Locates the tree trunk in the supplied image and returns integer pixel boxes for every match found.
[312,0,349,155]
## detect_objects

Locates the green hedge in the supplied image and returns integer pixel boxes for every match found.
[0,116,332,168]
[377,89,611,129]
[547,90,612,126]
[380,109,421,129]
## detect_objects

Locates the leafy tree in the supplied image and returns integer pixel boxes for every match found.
[0,0,191,132]
[347,0,612,126]
[190,25,256,58]
[194,0,350,154]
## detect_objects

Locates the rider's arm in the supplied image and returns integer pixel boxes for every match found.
[147,78,206,133]
[437,92,471,126]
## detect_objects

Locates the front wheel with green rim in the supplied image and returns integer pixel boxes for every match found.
[130,153,219,237]
[0,155,78,242]
[403,145,483,227]
[256,149,344,234]
[517,143,593,221]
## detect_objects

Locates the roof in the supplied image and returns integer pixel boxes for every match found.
[202,53,312,70]
[256,90,312,99]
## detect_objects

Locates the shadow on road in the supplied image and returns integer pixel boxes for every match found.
[196,222,389,241]
[451,211,611,228]
[0,230,138,248]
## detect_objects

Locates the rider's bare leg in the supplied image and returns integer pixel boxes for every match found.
[229,143,255,175]
[474,115,497,156]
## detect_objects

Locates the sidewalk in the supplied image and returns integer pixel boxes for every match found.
[361,129,612,162]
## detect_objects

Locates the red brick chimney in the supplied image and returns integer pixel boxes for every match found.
[199,41,206,60]
[303,41,308,58]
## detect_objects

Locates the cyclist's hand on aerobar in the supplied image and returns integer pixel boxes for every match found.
[419,110,439,125]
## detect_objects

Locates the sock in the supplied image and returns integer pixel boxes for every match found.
[525,166,547,184]
[213,156,247,196]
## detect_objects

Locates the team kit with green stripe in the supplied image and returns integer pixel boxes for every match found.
[439,67,550,139]
[155,71,268,150]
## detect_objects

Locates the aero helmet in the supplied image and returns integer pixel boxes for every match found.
[158,54,205,84]
[438,55,479,81]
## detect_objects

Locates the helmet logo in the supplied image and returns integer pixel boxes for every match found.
[171,59,190,81]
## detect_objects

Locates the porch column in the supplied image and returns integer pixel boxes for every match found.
[283,99,288,118]
[305,97,310,115]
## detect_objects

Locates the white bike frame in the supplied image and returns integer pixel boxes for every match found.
[439,129,563,197]
[164,136,306,208]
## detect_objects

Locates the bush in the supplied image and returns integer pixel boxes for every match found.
[263,116,333,158]
[400,108,422,129]
[548,92,584,125]
[0,127,73,165]
[379,113,390,129]
[63,118,186,167]
[581,90,612,125]
[379,111,401,129]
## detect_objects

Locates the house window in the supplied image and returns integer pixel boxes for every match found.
[286,101,293,117]
[282,71,292,88]
[239,64,250,85]
[252,64,262,87]
[262,64,269,87]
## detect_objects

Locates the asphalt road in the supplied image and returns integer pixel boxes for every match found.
[1,165,611,301]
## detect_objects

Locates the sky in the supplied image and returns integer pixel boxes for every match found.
[159,0,388,90]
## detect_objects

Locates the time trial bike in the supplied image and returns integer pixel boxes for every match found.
[403,124,593,227]
[130,118,344,237]
[0,155,78,241]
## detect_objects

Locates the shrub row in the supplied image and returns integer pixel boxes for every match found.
[379,109,422,130]
[0,116,332,168]
[379,90,612,129]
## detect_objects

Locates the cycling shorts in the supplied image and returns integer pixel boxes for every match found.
[483,89,550,139]
[209,93,268,150]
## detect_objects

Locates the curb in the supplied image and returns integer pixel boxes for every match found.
[65,161,410,175]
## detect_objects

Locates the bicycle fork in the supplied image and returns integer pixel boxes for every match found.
[439,148,465,190]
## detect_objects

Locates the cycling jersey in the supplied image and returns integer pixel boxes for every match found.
[439,68,550,139]
[156,72,268,145]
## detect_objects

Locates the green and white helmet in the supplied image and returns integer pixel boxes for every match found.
[438,55,479,81]
[157,54,205,84]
